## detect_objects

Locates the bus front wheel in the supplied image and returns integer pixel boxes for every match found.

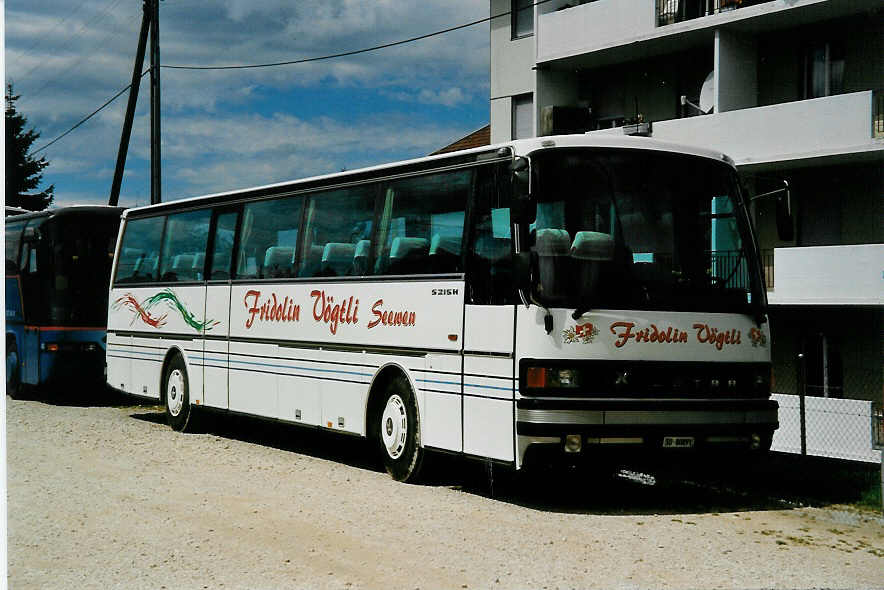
[164,355,195,432]
[374,376,424,483]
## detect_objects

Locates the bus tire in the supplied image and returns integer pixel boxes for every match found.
[374,375,424,483]
[6,338,21,399]
[163,354,194,432]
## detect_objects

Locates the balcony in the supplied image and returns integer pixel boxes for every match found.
[632,91,883,169]
[537,0,657,64]
[765,244,884,306]
[656,0,768,27]
[536,0,882,67]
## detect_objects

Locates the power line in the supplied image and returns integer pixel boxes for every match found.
[28,0,550,154]
[162,0,552,70]
[30,70,149,155]
[28,10,142,101]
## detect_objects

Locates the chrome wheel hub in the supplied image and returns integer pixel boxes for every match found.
[380,394,407,460]
[167,369,185,417]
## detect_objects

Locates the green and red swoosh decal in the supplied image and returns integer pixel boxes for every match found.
[113,289,220,333]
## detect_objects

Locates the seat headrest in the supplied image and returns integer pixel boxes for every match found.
[354,239,371,259]
[264,246,294,268]
[322,243,356,262]
[535,229,571,256]
[390,237,429,259]
[430,235,461,256]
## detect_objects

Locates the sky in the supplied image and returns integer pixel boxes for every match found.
[5,0,491,208]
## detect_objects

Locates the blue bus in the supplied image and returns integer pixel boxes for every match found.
[6,206,124,397]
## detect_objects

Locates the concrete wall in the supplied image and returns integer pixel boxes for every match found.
[490,0,536,142]
[490,0,535,100]
[715,29,757,112]
[490,97,513,144]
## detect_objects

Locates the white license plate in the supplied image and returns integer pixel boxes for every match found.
[662,436,695,449]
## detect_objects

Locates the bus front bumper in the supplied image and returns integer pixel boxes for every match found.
[516,398,779,467]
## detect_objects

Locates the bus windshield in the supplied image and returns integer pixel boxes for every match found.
[528,148,763,315]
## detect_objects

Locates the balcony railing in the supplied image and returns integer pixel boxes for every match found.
[655,0,767,26]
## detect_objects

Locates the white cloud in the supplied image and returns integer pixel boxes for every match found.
[5,0,491,208]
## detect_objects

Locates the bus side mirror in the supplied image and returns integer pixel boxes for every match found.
[751,180,793,242]
[510,157,535,225]
[775,182,793,241]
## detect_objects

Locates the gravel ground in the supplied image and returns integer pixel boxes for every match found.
[6,392,884,590]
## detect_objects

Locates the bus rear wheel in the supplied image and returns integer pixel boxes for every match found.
[374,376,424,483]
[164,354,195,432]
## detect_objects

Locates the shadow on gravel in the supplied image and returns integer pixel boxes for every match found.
[444,453,881,516]
[125,407,880,517]
[131,408,381,474]
[8,385,155,409]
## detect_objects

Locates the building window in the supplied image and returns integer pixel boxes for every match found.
[804,41,844,99]
[512,0,534,39]
[512,93,533,140]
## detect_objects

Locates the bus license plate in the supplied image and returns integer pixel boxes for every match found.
[662,436,694,449]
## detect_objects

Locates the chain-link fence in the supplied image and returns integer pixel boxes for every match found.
[770,354,882,463]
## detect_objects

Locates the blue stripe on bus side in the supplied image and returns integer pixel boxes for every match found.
[108,346,511,393]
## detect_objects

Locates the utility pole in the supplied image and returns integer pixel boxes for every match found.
[149,0,161,205]
[109,0,161,206]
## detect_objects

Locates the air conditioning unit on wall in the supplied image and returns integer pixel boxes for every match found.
[540,106,592,136]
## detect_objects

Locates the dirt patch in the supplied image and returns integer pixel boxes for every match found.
[7,395,884,589]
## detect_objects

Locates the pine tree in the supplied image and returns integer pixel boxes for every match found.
[5,84,54,211]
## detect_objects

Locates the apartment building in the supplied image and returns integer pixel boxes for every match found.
[490,0,883,409]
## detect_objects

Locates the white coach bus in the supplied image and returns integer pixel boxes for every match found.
[106,134,788,482]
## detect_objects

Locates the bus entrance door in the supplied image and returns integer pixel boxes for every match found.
[462,305,516,462]
[202,209,239,410]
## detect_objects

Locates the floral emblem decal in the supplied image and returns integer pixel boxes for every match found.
[749,327,767,348]
[563,322,599,344]
[113,288,220,333]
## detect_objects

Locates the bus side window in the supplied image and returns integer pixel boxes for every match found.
[115,216,165,284]
[236,197,303,280]
[468,164,514,304]
[299,185,376,278]
[5,221,26,274]
[158,210,212,283]
[375,170,469,276]
[208,211,238,280]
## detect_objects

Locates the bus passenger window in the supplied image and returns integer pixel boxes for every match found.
[375,170,470,276]
[158,209,212,283]
[236,197,303,280]
[115,216,165,284]
[300,185,376,278]
[5,221,26,274]
[209,211,239,281]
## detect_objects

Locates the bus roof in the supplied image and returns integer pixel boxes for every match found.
[123,134,734,219]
